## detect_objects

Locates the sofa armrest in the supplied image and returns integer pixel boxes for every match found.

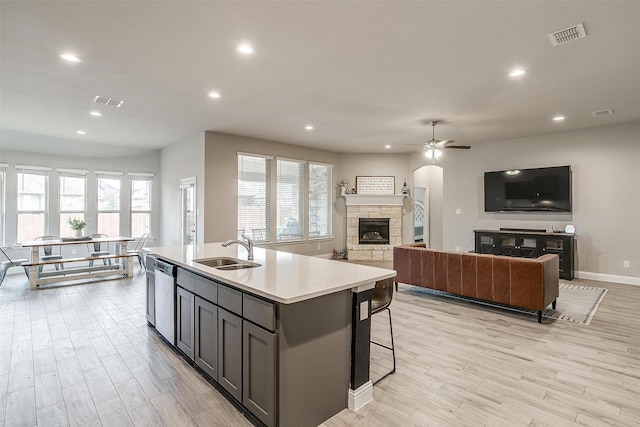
[538,254,560,307]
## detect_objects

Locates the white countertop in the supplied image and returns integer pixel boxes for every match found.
[149,243,396,304]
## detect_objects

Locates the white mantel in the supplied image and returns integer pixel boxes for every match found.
[343,194,405,206]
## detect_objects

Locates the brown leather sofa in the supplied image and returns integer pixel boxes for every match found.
[393,243,560,323]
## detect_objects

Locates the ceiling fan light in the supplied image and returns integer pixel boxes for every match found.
[425,149,443,159]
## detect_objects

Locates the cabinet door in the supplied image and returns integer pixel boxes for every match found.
[518,236,540,258]
[146,272,155,325]
[218,308,242,401]
[176,287,195,360]
[475,232,500,254]
[499,235,518,256]
[194,296,218,380]
[542,236,573,280]
[243,320,276,427]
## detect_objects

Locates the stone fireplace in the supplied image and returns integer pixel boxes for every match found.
[344,194,404,261]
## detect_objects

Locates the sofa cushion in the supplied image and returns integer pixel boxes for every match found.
[461,254,477,298]
[492,257,511,305]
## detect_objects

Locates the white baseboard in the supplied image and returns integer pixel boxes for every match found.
[348,381,373,411]
[575,271,640,286]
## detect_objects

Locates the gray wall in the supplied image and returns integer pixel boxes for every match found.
[409,121,640,281]
[160,133,205,246]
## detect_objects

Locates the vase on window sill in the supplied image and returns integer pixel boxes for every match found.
[74,229,83,238]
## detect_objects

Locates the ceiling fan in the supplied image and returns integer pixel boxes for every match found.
[407,121,471,160]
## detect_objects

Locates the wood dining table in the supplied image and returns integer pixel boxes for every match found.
[21,236,136,289]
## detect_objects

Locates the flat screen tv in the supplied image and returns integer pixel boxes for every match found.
[484,165,572,212]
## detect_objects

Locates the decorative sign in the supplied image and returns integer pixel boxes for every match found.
[355,176,395,195]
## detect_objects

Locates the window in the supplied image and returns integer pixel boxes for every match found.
[16,168,49,242]
[59,171,87,237]
[130,174,153,237]
[238,154,271,242]
[97,173,122,236]
[276,158,304,241]
[308,163,332,238]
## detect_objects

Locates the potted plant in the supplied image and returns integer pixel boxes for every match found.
[68,218,87,237]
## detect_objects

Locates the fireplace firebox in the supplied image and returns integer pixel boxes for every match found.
[358,218,390,245]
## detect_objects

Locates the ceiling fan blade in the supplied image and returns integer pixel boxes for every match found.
[435,139,455,147]
[443,145,471,149]
[405,143,427,147]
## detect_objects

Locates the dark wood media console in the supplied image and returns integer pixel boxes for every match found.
[474,229,574,280]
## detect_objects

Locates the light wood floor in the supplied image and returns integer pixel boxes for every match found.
[1,269,639,427]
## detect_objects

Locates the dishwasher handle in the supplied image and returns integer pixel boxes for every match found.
[154,259,176,277]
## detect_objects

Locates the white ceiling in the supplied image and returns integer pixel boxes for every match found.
[1,1,639,157]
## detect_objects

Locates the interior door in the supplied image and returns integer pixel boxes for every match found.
[180,177,197,246]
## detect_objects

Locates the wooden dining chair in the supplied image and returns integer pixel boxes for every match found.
[0,247,29,286]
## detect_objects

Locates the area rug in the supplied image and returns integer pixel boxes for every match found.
[403,282,607,325]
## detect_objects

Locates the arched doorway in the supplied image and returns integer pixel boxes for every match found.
[413,165,443,249]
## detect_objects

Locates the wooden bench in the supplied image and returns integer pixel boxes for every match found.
[23,253,137,288]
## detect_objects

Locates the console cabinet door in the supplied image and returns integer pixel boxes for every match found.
[218,307,242,401]
[146,272,155,325]
[176,287,195,360]
[194,296,218,380]
[243,320,276,427]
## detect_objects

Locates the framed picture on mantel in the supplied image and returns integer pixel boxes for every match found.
[356,176,395,195]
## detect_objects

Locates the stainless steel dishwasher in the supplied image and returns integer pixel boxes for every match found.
[154,259,176,345]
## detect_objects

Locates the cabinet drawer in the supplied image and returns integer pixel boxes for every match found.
[218,283,242,315]
[243,294,276,332]
[177,268,217,304]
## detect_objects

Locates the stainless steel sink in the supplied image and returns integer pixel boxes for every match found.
[193,257,261,270]
[216,263,260,270]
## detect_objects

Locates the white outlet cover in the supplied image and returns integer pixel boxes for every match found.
[360,301,369,321]
[455,208,462,215]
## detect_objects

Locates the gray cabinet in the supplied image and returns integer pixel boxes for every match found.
[194,296,218,380]
[243,320,276,427]
[218,307,242,401]
[176,287,195,360]
[172,267,278,425]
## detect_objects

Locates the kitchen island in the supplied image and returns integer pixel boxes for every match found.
[147,243,396,427]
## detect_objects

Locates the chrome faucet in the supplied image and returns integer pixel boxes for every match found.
[222,234,254,261]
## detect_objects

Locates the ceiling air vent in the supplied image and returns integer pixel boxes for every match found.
[592,108,614,117]
[93,95,124,107]
[548,23,587,46]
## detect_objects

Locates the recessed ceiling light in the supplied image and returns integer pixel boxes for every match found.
[59,53,81,63]
[89,111,102,117]
[237,43,255,55]
[510,69,526,77]
[76,130,86,135]
[208,91,221,99]
[385,145,391,149]
[553,116,565,122]
[305,125,314,131]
